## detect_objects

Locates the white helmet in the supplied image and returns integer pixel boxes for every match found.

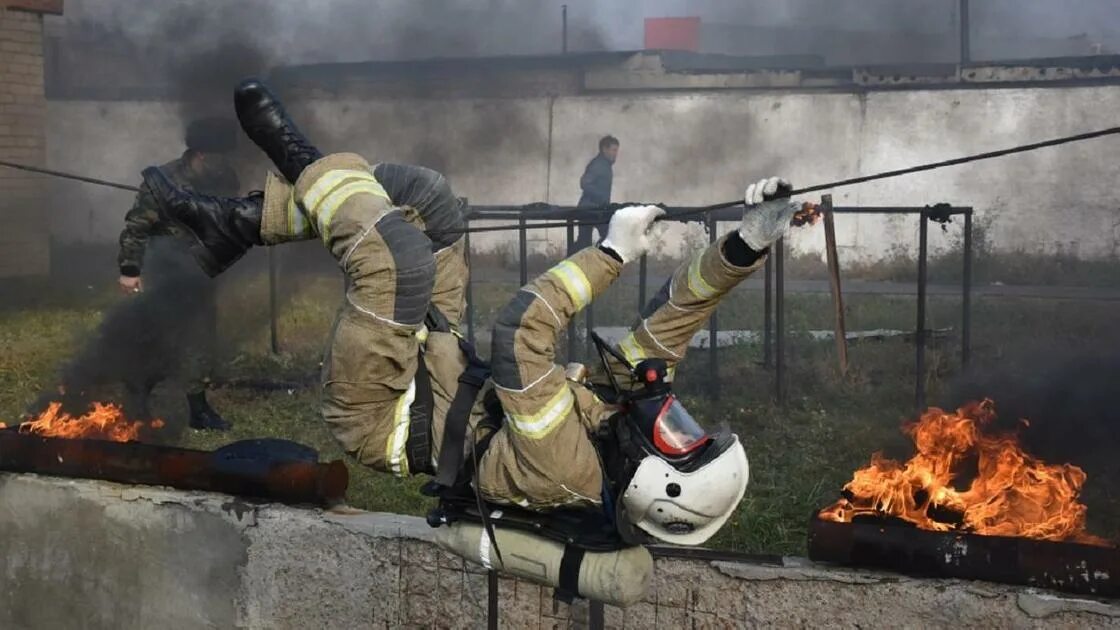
[620,432,749,546]
[594,357,749,546]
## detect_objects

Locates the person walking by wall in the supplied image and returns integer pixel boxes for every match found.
[574,135,619,251]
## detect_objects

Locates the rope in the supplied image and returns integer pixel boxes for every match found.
[4,123,1120,235]
[0,159,141,193]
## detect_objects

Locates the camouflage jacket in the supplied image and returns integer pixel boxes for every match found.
[117,154,239,276]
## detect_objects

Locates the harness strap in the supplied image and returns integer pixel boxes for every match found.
[432,337,491,488]
[557,545,585,600]
[405,350,435,475]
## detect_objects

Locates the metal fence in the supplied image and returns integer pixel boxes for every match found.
[438,201,974,409]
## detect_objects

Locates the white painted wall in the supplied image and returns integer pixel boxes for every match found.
[47,84,1120,262]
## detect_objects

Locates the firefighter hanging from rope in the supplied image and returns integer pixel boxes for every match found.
[139,80,806,606]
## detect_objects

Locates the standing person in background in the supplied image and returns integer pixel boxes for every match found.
[574,135,619,250]
[114,117,241,430]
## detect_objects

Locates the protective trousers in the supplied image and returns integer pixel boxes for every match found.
[259,153,470,475]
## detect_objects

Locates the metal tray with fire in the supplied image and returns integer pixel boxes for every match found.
[809,399,1120,598]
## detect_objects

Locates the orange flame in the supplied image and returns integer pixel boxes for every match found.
[819,399,1109,546]
[13,402,163,442]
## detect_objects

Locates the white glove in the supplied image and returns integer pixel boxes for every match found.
[738,177,803,252]
[600,204,666,264]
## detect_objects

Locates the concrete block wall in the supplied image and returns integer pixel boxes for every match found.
[0,1,60,277]
[2,473,1120,629]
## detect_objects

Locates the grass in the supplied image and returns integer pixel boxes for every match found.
[3,248,1120,556]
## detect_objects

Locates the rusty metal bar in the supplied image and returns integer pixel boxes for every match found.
[821,195,848,375]
[0,433,348,506]
[808,515,1120,598]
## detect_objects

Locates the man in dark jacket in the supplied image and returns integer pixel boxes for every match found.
[113,117,240,430]
[574,135,619,250]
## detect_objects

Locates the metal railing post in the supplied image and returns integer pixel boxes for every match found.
[775,237,785,404]
[638,253,648,312]
[566,218,576,362]
[465,216,476,347]
[708,215,720,400]
[268,247,279,354]
[487,570,498,630]
[916,209,929,411]
[518,215,528,287]
[962,208,973,367]
[763,255,772,369]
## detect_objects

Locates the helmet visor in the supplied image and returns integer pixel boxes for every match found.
[652,397,710,457]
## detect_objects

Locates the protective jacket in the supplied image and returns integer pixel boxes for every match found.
[118,154,240,277]
[257,152,765,513]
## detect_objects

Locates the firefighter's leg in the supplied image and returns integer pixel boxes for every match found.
[371,163,469,328]
[293,153,436,475]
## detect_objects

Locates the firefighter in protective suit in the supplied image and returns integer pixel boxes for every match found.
[141,80,804,550]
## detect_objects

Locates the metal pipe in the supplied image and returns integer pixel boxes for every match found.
[518,216,528,287]
[916,209,929,411]
[962,208,973,367]
[708,216,720,400]
[638,254,648,311]
[561,4,569,54]
[268,248,279,354]
[464,216,476,347]
[763,255,772,369]
[807,516,1120,598]
[0,433,348,506]
[775,237,785,404]
[821,195,848,375]
[959,0,971,65]
[487,570,499,630]
[588,601,604,630]
[567,219,577,362]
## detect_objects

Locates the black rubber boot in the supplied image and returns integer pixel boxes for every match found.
[234,79,323,184]
[187,391,231,431]
[142,166,264,277]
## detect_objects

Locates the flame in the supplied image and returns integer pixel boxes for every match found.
[819,399,1109,546]
[13,402,163,442]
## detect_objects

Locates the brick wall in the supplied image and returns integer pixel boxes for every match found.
[0,2,60,277]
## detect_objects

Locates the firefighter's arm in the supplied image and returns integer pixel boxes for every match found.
[614,178,801,375]
[490,206,663,428]
[371,163,464,251]
[117,183,160,278]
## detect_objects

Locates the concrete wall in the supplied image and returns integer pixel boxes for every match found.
[46,82,1120,262]
[0,2,61,277]
[2,473,1119,629]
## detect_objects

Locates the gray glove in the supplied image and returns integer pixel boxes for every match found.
[738,177,803,252]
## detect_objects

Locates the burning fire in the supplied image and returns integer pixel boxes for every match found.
[820,399,1109,546]
[10,402,163,442]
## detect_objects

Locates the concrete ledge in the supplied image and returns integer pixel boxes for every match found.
[1,473,1118,629]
